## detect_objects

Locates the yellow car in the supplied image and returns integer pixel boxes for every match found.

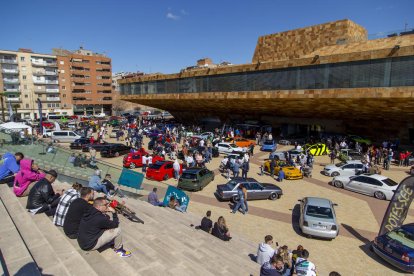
[263,161,303,180]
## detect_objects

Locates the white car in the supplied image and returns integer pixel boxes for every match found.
[193,132,214,140]
[322,160,364,177]
[216,142,246,154]
[332,174,398,200]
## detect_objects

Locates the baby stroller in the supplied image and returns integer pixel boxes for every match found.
[302,166,312,178]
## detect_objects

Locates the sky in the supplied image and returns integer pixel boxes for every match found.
[2,0,413,74]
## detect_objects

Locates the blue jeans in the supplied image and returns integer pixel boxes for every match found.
[92,185,109,195]
[232,199,246,214]
[174,170,180,179]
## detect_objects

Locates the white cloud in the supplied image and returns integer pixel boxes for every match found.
[166,12,180,20]
[180,9,188,15]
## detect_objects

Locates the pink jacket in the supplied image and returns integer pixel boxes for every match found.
[13,159,46,197]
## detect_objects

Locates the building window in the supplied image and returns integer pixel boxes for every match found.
[26,104,29,108]
[48,104,51,108]
[23,75,26,80]
[24,85,27,89]
[20,57,25,61]
[63,94,66,98]
[25,95,28,98]
[60,61,64,65]
[62,86,66,90]
[60,69,65,74]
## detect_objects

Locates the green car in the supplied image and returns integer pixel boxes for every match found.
[177,168,215,191]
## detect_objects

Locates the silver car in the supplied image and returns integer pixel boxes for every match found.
[332,174,398,200]
[298,197,339,240]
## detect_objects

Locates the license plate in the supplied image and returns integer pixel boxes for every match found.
[314,225,327,230]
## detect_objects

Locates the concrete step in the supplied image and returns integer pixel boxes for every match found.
[0,185,72,276]
[0,195,41,276]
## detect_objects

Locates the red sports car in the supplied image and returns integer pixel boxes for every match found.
[146,161,183,181]
[123,151,164,169]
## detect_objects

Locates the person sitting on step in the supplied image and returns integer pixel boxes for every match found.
[63,187,94,239]
[212,216,232,241]
[77,197,132,258]
[0,152,24,184]
[88,170,110,197]
[13,159,45,197]
[53,183,83,226]
[199,210,213,233]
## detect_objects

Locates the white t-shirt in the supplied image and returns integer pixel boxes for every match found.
[295,258,316,276]
[147,156,153,165]
[142,156,147,165]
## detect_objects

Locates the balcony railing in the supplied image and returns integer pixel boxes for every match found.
[3,79,19,84]
[34,88,46,93]
[45,71,57,75]
[0,59,17,64]
[31,61,57,67]
[45,88,59,93]
[33,70,57,76]
[46,97,61,101]
[6,97,21,102]
[3,88,20,92]
[45,80,58,84]
[33,79,46,84]
[2,69,19,74]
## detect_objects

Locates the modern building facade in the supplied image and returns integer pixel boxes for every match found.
[0,49,71,119]
[118,19,414,143]
[53,48,113,115]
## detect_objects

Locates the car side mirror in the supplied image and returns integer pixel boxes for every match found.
[298,199,303,202]
[333,203,338,206]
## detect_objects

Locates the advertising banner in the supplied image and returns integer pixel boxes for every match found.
[162,185,189,211]
[118,168,144,190]
[37,98,43,135]
[379,176,414,236]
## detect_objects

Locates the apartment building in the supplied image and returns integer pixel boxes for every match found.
[54,47,113,115]
[0,49,71,119]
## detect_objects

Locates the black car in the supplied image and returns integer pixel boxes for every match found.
[81,141,110,152]
[100,144,131,157]
[69,138,91,149]
[215,177,283,202]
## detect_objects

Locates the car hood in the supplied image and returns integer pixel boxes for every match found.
[324,165,337,170]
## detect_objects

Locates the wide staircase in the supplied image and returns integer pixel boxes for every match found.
[0,181,260,276]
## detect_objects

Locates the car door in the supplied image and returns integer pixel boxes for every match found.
[347,176,369,193]
[361,177,384,196]
[251,182,266,199]
[133,154,142,166]
[243,182,255,200]
[354,163,364,173]
[341,164,355,174]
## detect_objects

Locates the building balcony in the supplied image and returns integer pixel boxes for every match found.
[3,79,20,84]
[5,97,21,102]
[45,88,59,93]
[2,68,19,74]
[34,88,46,93]
[33,70,57,76]
[46,97,61,102]
[3,88,20,92]
[32,61,57,67]
[0,59,17,64]
[45,80,58,84]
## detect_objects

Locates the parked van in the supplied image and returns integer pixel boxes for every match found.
[51,131,81,143]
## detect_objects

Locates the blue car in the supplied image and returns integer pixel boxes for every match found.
[260,140,277,152]
[372,224,414,272]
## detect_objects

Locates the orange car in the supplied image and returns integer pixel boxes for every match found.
[225,137,256,148]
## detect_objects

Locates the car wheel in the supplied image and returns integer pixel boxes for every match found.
[129,163,136,169]
[374,191,386,200]
[333,181,343,188]
[270,193,278,200]
[331,171,340,177]
[115,152,120,157]
[163,174,169,180]
[232,195,239,203]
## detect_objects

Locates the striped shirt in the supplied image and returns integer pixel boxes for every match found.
[53,189,80,226]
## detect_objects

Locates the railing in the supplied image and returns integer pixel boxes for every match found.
[32,61,57,67]
[5,97,20,102]
[3,88,20,92]
[45,80,58,84]
[45,71,57,75]
[45,88,59,92]
[34,88,46,93]
[0,131,123,183]
[2,69,19,74]
[46,97,60,101]
[0,59,17,64]
[33,79,46,84]
[2,79,19,84]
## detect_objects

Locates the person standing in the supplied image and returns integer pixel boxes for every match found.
[233,160,240,178]
[173,159,180,180]
[241,160,249,179]
[231,184,246,214]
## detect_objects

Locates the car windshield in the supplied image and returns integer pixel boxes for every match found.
[229,144,237,148]
[387,228,414,249]
[181,173,197,180]
[225,180,238,190]
[335,162,346,167]
[306,205,334,219]
[264,140,273,145]
[149,163,163,169]
[383,178,399,187]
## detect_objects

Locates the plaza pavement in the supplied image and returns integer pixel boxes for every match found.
[63,131,413,275]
